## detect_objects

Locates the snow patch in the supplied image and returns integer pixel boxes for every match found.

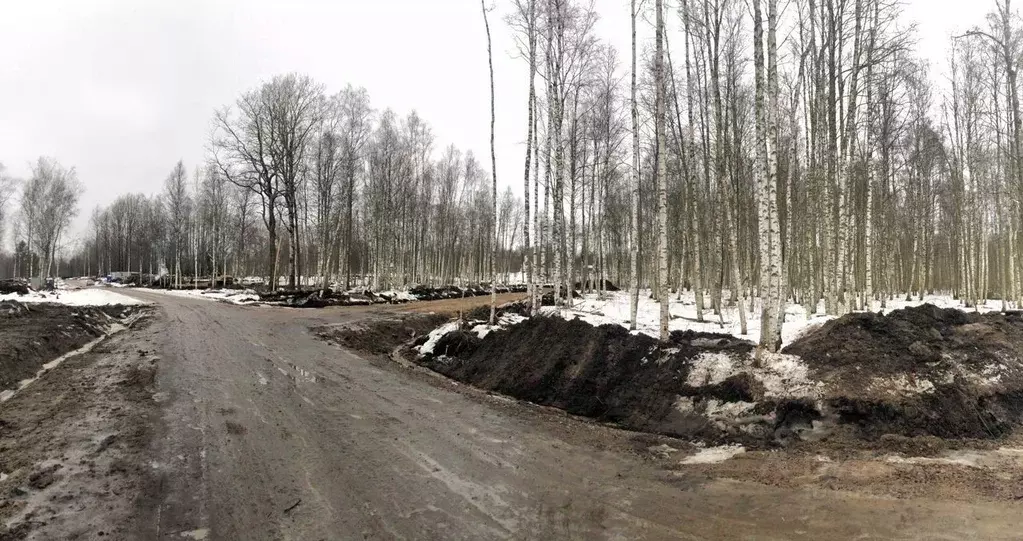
[0,288,144,306]
[469,313,529,339]
[418,322,460,355]
[138,288,259,305]
[378,290,418,302]
[755,352,823,399]
[680,444,746,465]
[704,399,758,420]
[869,374,936,396]
[681,351,822,401]
[557,290,1009,349]
[686,352,735,386]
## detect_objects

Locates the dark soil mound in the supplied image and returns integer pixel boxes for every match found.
[462,300,531,321]
[574,279,620,292]
[432,330,481,358]
[784,304,989,375]
[419,316,757,441]
[784,304,1023,439]
[315,313,449,356]
[410,303,1023,444]
[0,279,29,295]
[0,303,143,391]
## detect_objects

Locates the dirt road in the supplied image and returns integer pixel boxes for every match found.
[36,290,1023,539]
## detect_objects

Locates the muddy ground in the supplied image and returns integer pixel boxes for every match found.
[2,290,1019,539]
[311,293,528,356]
[0,308,157,541]
[0,301,142,393]
[314,313,449,356]
[345,302,1023,507]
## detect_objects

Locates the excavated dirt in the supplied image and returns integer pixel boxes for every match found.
[461,300,532,322]
[417,316,759,443]
[314,313,449,356]
[260,284,529,307]
[784,304,1023,440]
[0,301,142,392]
[406,303,1023,449]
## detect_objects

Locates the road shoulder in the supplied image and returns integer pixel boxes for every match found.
[0,310,160,540]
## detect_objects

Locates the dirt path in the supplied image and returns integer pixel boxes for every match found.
[101,290,1017,540]
[4,290,1022,539]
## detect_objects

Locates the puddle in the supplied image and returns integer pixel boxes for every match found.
[178,529,209,540]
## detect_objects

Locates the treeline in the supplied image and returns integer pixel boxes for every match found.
[0,158,82,281]
[502,0,1023,349]
[32,0,1023,353]
[67,81,525,289]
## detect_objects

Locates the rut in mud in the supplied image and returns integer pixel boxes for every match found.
[0,300,144,393]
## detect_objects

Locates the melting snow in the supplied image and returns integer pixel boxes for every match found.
[686,352,735,386]
[869,374,936,396]
[138,288,259,305]
[470,313,529,339]
[555,290,1008,348]
[0,288,144,306]
[754,352,822,399]
[681,444,746,464]
[418,322,460,355]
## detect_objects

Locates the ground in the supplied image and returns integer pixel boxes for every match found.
[0,289,1021,540]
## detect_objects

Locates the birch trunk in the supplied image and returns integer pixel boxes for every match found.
[764,0,783,350]
[628,0,641,330]
[482,0,498,325]
[654,0,669,340]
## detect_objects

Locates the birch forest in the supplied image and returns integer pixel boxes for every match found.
[6,0,1022,352]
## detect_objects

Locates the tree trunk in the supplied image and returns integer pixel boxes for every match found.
[482,0,498,325]
[629,0,641,330]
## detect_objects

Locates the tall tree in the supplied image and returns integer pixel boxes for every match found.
[654,0,669,340]
[483,0,499,325]
[628,0,641,330]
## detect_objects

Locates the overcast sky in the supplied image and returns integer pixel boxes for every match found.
[0,0,988,237]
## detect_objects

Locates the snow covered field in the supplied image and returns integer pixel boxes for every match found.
[0,288,144,306]
[550,290,1007,348]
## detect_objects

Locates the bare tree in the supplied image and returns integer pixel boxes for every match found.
[483,0,499,324]
[21,158,82,280]
[628,0,641,330]
[509,0,540,313]
[0,163,15,254]
[164,161,190,288]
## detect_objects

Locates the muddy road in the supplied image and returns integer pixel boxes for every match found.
[7,289,1021,540]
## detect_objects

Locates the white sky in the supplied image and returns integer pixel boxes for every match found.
[0,0,990,237]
